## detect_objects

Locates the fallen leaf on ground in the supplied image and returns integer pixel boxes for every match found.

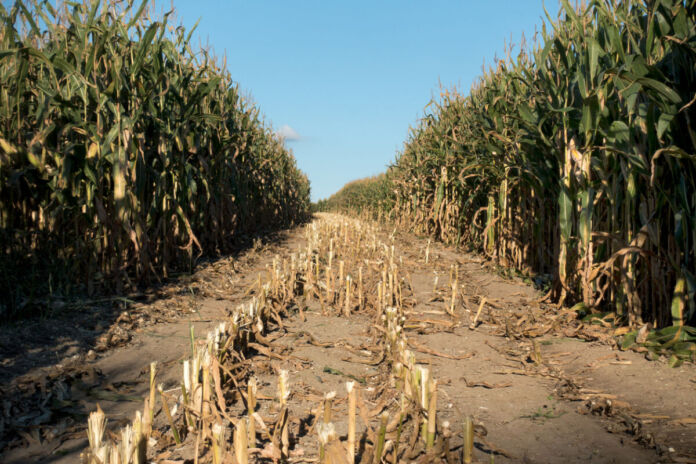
[408,339,474,360]
[669,417,696,426]
[461,378,512,389]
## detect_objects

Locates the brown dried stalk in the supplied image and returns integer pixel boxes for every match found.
[426,379,437,450]
[347,382,356,464]
[248,378,257,446]
[463,416,474,464]
[149,362,157,424]
[234,420,249,464]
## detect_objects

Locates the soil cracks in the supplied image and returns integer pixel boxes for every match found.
[1,214,695,464]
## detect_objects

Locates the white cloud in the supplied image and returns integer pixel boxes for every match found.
[277,124,301,141]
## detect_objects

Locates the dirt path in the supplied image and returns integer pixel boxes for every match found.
[397,244,696,463]
[1,214,695,463]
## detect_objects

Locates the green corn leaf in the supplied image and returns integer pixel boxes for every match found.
[559,186,573,241]
[636,77,681,104]
[589,38,602,81]
[656,112,673,139]
[132,22,159,74]
[608,120,630,143]
[128,0,150,28]
[671,277,686,327]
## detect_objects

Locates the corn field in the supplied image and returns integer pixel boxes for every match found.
[0,0,310,319]
[320,0,696,359]
[313,174,392,220]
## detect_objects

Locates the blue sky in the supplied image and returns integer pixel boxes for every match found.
[155,1,551,201]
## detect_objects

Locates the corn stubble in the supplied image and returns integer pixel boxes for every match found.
[83,214,486,463]
[318,0,696,362]
[0,0,310,319]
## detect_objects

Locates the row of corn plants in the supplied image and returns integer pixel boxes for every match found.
[0,0,311,319]
[321,0,696,361]
[313,174,393,222]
